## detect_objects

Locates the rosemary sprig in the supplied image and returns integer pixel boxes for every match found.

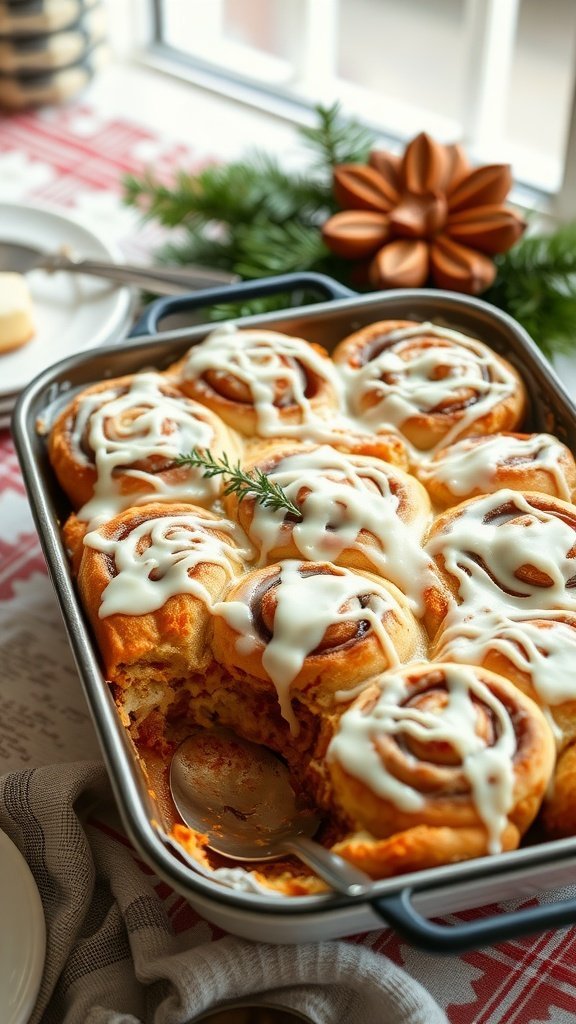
[176,448,302,519]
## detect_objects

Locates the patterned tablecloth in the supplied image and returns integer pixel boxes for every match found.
[2,103,576,1024]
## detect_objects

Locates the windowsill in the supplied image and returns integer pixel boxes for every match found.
[84,56,305,164]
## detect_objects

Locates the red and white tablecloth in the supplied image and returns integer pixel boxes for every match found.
[2,103,576,1024]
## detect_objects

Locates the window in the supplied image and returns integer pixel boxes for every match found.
[147,0,576,213]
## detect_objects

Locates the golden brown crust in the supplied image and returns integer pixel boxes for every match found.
[61,513,88,577]
[418,432,576,509]
[332,823,520,878]
[326,663,555,843]
[170,329,340,438]
[243,427,410,469]
[210,561,424,713]
[78,502,246,685]
[48,373,242,513]
[223,442,431,570]
[333,319,528,451]
[432,612,576,742]
[542,742,576,839]
[423,490,576,639]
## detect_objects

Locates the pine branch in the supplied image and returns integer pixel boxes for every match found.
[233,220,331,278]
[175,449,303,518]
[484,222,576,358]
[158,231,237,271]
[298,102,377,170]
[124,156,332,231]
[121,103,374,319]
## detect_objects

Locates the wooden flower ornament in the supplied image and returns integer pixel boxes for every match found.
[322,132,526,295]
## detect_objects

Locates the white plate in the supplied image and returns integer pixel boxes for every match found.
[0,201,133,404]
[0,829,46,1024]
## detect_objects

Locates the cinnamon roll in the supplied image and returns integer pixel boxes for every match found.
[210,560,424,734]
[433,611,576,746]
[541,742,576,838]
[169,325,342,440]
[244,424,410,469]
[48,372,242,523]
[326,662,555,875]
[424,489,576,638]
[332,320,527,452]
[78,503,249,741]
[418,432,576,508]
[224,443,434,610]
[61,512,87,577]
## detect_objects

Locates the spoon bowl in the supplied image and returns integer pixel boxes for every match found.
[170,729,371,896]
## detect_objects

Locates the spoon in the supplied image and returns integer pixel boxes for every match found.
[0,240,238,295]
[170,728,371,897]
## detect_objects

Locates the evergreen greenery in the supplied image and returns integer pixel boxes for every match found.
[485,222,576,359]
[123,103,576,357]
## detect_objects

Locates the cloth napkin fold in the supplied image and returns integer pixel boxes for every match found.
[0,761,447,1024]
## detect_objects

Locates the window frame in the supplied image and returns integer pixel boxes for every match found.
[142,0,575,218]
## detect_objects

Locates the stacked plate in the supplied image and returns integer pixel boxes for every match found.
[0,0,108,110]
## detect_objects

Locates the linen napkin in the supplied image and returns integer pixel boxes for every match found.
[0,761,447,1024]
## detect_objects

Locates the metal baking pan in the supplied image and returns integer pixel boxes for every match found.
[13,271,576,953]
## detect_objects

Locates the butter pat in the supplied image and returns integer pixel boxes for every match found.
[0,272,35,354]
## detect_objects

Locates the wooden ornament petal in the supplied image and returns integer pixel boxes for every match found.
[430,236,496,294]
[368,149,402,192]
[446,204,526,253]
[369,239,429,288]
[447,164,513,211]
[401,132,449,196]
[322,210,391,258]
[334,164,399,211]
[441,143,471,193]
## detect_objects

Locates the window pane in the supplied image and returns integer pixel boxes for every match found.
[335,0,466,132]
[154,0,576,195]
[223,0,298,64]
[506,0,576,190]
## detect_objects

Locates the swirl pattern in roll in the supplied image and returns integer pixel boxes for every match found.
[424,488,576,638]
[170,324,341,439]
[417,432,576,508]
[211,559,424,732]
[48,372,242,523]
[223,443,434,609]
[333,320,527,452]
[433,610,576,727]
[326,662,554,871]
[79,503,249,690]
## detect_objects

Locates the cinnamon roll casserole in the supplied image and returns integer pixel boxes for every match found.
[47,317,576,894]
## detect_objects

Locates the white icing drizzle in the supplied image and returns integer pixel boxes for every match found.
[182,324,345,439]
[214,560,404,733]
[426,489,576,614]
[339,323,518,453]
[327,664,517,853]
[209,866,284,894]
[428,488,576,725]
[246,445,433,613]
[72,373,222,524]
[419,433,574,500]
[84,512,248,618]
[435,608,576,707]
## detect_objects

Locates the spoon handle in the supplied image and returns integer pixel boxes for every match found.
[42,253,239,295]
[280,835,372,897]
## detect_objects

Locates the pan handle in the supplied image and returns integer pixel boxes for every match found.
[370,885,576,953]
[130,272,356,337]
